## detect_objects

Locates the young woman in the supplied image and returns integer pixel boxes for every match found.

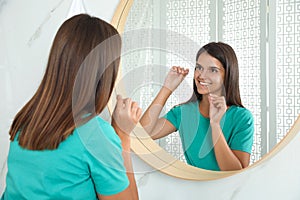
[1,14,141,200]
[140,42,254,171]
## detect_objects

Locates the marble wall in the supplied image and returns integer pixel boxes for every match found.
[0,0,119,194]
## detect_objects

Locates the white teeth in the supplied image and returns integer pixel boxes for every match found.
[200,82,210,86]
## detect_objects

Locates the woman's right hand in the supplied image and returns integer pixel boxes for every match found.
[163,66,189,92]
[105,95,141,200]
[112,95,142,143]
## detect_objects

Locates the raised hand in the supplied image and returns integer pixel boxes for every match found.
[208,94,227,125]
[112,95,142,139]
[163,66,189,92]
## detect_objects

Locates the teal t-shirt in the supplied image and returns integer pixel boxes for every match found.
[164,101,254,171]
[1,116,129,200]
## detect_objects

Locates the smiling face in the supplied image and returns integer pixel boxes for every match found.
[194,51,225,96]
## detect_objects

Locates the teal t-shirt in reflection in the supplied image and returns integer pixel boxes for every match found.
[2,116,129,200]
[164,101,254,171]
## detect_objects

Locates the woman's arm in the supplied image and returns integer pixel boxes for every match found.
[209,94,250,171]
[140,66,189,139]
[140,87,176,139]
[210,124,249,170]
[98,125,138,200]
[98,95,141,200]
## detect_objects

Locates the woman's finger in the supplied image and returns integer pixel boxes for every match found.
[171,66,189,75]
[132,107,142,123]
[183,68,189,75]
[123,98,132,109]
[211,98,225,104]
[136,107,142,119]
[116,94,124,109]
[171,66,177,71]
[210,95,225,101]
[131,101,138,109]
[131,103,138,116]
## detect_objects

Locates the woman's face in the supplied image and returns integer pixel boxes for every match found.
[194,51,225,96]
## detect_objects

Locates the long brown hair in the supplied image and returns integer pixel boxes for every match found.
[189,42,243,107]
[9,14,121,150]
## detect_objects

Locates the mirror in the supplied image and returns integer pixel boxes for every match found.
[110,0,300,179]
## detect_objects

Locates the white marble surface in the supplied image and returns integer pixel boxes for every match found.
[132,130,300,200]
[1,1,300,199]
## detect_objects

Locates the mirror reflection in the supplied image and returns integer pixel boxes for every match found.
[119,0,300,169]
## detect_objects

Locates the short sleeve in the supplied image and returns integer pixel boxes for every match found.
[229,109,254,154]
[76,117,129,196]
[163,105,182,130]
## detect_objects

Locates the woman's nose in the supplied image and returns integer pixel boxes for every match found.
[199,69,208,78]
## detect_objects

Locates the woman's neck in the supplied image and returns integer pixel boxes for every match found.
[199,95,210,118]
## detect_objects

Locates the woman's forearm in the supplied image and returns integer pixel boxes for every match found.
[210,124,243,171]
[140,86,172,135]
[113,124,139,200]
[122,148,138,200]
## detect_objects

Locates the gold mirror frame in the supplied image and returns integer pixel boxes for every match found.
[109,0,300,180]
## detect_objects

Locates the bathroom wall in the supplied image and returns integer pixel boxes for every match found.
[1,1,300,199]
[0,0,119,194]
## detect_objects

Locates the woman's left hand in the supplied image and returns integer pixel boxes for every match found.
[112,95,142,138]
[209,94,227,124]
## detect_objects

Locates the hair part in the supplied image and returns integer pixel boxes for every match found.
[9,14,121,150]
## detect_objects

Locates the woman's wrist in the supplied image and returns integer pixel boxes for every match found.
[162,85,173,94]
[112,121,131,148]
[121,139,131,151]
[150,86,172,107]
[210,121,221,129]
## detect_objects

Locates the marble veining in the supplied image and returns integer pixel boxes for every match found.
[136,171,155,187]
[27,0,65,47]
[230,185,242,200]
[0,0,7,13]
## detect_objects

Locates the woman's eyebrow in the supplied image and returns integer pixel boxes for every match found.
[197,63,222,70]
[209,66,222,70]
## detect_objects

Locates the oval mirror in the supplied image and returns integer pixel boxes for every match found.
[109,0,300,180]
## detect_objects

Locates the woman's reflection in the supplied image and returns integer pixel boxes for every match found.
[140,42,254,171]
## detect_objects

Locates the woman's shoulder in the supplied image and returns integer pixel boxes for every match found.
[167,101,198,115]
[176,101,199,109]
[75,116,116,138]
[228,106,253,120]
[82,115,113,128]
[229,105,251,113]
[94,116,113,129]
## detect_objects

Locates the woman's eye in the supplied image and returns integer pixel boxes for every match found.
[196,66,203,71]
